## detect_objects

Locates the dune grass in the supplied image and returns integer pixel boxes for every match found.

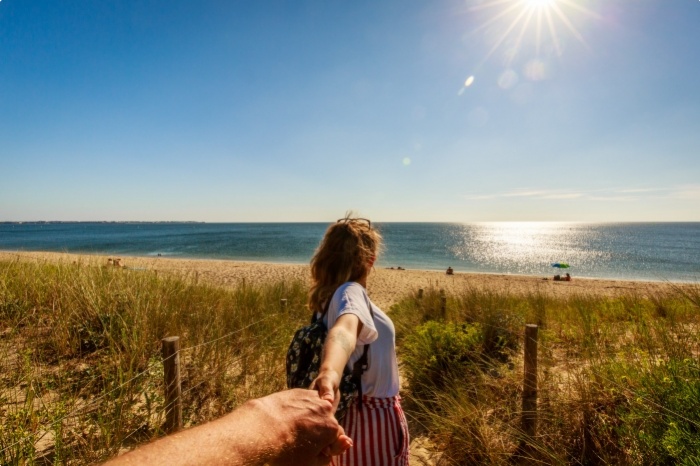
[2,257,699,465]
[0,258,310,464]
[391,284,700,465]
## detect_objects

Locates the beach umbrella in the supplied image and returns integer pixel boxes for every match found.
[551,262,570,269]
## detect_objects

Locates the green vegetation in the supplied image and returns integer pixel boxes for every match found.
[391,285,700,465]
[1,258,699,465]
[0,258,309,464]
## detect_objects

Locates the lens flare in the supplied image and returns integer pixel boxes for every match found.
[498,69,518,89]
[524,59,548,80]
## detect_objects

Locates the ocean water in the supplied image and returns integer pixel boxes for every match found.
[0,222,698,282]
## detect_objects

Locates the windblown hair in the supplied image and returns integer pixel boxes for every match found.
[308,216,382,313]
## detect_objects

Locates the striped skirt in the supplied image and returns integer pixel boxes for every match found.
[333,395,410,466]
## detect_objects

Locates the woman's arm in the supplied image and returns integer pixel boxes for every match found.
[313,313,362,407]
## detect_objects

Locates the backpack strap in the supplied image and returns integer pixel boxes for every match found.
[352,293,374,410]
[310,298,332,324]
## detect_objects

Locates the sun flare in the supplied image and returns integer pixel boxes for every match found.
[468,0,599,65]
[524,0,555,8]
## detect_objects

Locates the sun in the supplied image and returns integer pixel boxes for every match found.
[467,0,599,65]
[524,0,555,8]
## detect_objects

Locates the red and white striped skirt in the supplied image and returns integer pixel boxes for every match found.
[332,395,410,466]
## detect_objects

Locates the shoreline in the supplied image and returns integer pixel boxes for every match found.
[1,250,694,310]
[1,248,694,284]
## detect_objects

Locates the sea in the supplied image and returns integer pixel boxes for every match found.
[0,222,699,283]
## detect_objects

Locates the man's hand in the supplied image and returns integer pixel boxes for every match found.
[245,389,352,466]
[102,389,351,466]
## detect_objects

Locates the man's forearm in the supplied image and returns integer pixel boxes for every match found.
[103,389,348,466]
[103,400,276,466]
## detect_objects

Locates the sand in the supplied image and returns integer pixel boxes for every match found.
[0,250,691,310]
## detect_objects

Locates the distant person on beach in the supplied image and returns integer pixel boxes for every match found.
[310,215,409,465]
[103,389,351,466]
[107,258,124,268]
[446,266,454,275]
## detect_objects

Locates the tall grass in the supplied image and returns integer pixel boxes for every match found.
[0,258,310,464]
[391,284,700,465]
[3,258,699,465]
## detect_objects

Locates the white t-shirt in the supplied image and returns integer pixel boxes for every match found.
[322,282,400,398]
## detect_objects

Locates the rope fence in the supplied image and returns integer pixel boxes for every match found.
[0,310,291,458]
[3,294,698,462]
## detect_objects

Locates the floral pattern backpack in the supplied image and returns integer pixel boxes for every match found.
[286,298,371,421]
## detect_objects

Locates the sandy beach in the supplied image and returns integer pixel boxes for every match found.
[0,250,690,310]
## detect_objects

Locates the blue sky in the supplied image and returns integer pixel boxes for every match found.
[1,0,699,222]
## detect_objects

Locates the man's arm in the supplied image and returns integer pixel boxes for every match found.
[103,389,352,466]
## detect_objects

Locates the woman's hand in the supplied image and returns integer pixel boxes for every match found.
[311,368,342,410]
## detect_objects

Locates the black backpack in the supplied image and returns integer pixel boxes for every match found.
[286,298,371,421]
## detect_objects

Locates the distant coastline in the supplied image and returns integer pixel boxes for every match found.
[0,221,205,224]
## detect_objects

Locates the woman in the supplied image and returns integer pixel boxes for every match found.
[311,216,410,465]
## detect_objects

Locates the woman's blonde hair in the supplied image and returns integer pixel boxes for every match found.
[308,215,382,313]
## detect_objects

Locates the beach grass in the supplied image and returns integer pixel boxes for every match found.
[391,284,700,465]
[0,258,310,464]
[2,257,700,465]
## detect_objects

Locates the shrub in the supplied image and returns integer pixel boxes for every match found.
[613,359,700,465]
[401,321,482,401]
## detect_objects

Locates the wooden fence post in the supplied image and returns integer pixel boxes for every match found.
[440,289,447,319]
[522,324,539,441]
[280,298,288,311]
[162,336,182,434]
[418,288,424,299]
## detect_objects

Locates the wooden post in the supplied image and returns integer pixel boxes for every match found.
[280,298,288,310]
[418,289,424,299]
[522,324,539,440]
[162,336,182,434]
[440,290,446,319]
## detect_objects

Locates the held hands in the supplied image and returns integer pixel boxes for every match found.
[100,388,351,466]
[311,368,342,412]
[253,388,352,466]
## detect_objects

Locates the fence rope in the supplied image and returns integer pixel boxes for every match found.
[179,312,281,353]
[0,312,290,458]
[0,363,155,458]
